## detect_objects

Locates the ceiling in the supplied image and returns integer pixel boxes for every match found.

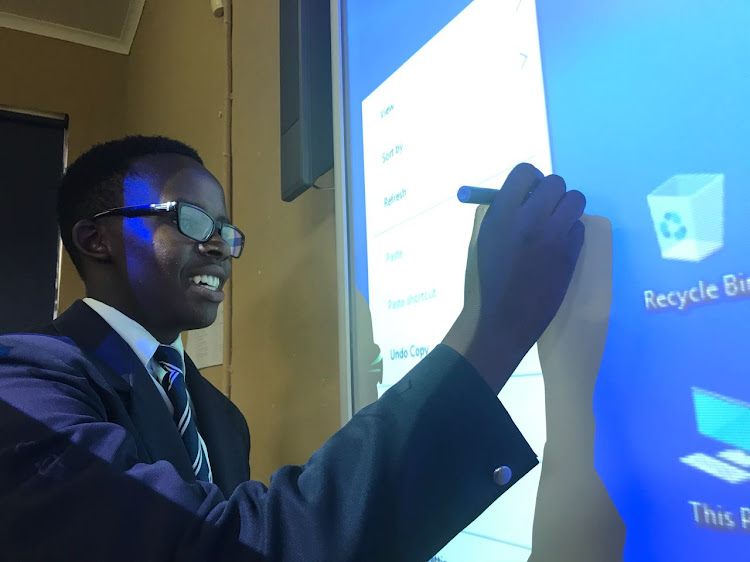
[0,0,145,54]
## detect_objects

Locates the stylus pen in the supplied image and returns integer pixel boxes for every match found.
[457,186,499,205]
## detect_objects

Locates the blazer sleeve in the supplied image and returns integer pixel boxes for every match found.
[0,334,537,562]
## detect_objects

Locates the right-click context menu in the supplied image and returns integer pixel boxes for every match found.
[361,0,553,559]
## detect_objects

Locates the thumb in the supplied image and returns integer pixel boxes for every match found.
[463,204,488,315]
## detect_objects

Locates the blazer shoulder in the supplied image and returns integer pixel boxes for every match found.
[0,332,125,396]
[0,332,85,365]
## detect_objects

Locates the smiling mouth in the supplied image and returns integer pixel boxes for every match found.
[190,274,221,291]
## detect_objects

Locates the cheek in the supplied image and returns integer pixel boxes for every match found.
[152,237,192,285]
[123,225,187,289]
[123,236,158,285]
[122,218,155,264]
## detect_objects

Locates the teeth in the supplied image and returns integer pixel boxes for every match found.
[191,275,220,290]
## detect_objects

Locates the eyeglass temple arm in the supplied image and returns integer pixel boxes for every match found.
[92,202,177,219]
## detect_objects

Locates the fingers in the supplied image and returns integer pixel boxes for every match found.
[484,162,587,239]
[553,190,586,228]
[491,163,543,212]
[568,219,585,260]
[523,174,567,216]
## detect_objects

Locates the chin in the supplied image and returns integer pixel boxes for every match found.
[183,305,220,332]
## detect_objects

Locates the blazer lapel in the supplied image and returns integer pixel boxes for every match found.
[185,354,250,496]
[53,301,197,483]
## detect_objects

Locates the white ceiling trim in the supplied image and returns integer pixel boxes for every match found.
[0,0,145,55]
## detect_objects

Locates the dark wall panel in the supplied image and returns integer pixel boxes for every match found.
[0,110,66,333]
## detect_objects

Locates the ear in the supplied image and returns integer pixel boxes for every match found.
[71,219,113,263]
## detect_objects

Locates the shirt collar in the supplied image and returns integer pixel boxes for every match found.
[82,298,184,373]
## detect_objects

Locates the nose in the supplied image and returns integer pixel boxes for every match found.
[198,230,231,259]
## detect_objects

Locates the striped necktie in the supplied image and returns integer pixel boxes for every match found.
[154,345,211,482]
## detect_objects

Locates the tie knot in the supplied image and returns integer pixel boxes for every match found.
[154,345,184,375]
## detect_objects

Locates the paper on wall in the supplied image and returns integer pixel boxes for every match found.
[184,302,224,369]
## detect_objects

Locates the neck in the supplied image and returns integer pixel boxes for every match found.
[85,287,180,344]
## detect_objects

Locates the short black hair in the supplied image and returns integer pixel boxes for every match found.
[58,135,203,278]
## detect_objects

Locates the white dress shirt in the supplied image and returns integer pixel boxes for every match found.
[83,298,213,481]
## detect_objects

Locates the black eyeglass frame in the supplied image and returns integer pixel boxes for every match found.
[91,201,245,258]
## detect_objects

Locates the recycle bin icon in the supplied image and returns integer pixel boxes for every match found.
[647,174,724,262]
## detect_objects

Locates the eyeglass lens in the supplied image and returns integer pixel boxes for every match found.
[178,204,243,257]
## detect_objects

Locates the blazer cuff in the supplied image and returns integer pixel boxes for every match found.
[378,343,539,528]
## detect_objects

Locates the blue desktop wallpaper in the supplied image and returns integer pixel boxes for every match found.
[342,0,750,558]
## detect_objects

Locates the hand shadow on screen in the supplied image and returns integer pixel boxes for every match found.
[530,215,626,562]
[352,289,383,411]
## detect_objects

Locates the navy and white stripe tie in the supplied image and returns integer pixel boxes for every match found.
[154,345,211,482]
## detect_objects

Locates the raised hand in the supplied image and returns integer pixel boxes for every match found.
[442,163,586,393]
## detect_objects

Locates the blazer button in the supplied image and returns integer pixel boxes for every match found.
[493,466,512,486]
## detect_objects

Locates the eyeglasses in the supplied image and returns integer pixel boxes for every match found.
[92,201,245,258]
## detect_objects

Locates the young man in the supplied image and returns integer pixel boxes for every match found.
[0,136,585,560]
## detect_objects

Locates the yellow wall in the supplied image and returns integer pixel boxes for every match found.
[231,1,341,482]
[0,27,127,311]
[124,0,227,186]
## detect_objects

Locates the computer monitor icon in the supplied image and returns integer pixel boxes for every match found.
[680,387,750,484]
